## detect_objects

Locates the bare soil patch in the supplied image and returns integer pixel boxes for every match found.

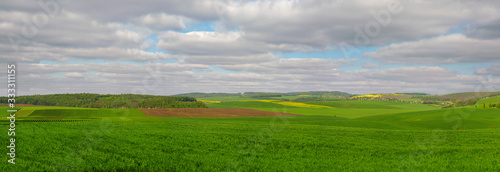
[140,108,300,117]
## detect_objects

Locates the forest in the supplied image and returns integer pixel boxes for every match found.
[0,93,207,108]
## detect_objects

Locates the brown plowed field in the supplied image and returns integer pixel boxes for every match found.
[140,108,300,117]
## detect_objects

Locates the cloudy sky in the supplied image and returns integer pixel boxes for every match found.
[1,0,500,96]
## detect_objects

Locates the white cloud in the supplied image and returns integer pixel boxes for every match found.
[157,31,308,56]
[137,13,187,31]
[157,31,260,56]
[362,62,380,68]
[215,58,343,74]
[157,31,316,65]
[64,72,84,78]
[182,53,278,65]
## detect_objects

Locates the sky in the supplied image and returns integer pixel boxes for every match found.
[1,0,500,96]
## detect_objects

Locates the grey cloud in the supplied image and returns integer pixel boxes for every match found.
[1,0,499,96]
[202,72,273,82]
[0,43,175,63]
[0,0,223,22]
[465,19,500,40]
[0,10,160,62]
[475,63,500,76]
[364,34,500,64]
[220,0,491,49]
[362,62,380,69]
[215,58,342,74]
[157,31,270,56]
[21,62,211,75]
[182,53,277,65]
[1,62,495,96]
[358,66,481,84]
[0,11,144,49]
[135,13,188,31]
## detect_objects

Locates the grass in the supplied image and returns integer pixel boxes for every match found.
[1,107,147,121]
[0,107,20,117]
[355,108,500,130]
[400,98,422,102]
[475,96,500,106]
[305,100,437,110]
[207,100,440,118]
[1,100,499,171]
[2,114,499,171]
[271,95,318,100]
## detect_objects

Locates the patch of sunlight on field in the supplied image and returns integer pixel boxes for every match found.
[249,100,334,108]
[16,109,34,117]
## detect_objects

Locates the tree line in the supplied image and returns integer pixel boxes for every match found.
[0,93,207,109]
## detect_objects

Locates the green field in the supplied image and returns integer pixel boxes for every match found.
[0,107,20,117]
[475,96,500,107]
[400,98,423,102]
[206,100,440,118]
[1,98,500,171]
[196,96,257,102]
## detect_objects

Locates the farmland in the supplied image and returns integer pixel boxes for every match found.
[140,108,298,117]
[1,93,500,171]
[475,96,500,107]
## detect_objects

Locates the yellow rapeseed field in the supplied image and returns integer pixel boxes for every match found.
[198,100,221,104]
[253,100,333,108]
[352,93,401,98]
[352,94,382,98]
[256,100,279,102]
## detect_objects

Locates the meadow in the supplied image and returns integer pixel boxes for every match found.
[1,96,500,171]
[475,96,500,107]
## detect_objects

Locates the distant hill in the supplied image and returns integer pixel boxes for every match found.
[174,91,354,98]
[173,92,243,98]
[394,93,429,96]
[0,93,206,109]
[419,91,500,102]
[283,91,353,97]
[415,91,500,106]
